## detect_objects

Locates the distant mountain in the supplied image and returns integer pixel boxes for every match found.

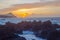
[0,13,16,18]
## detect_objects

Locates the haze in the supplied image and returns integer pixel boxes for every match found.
[0,0,60,18]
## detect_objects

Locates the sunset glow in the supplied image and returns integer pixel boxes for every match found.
[12,9,32,18]
[0,0,60,17]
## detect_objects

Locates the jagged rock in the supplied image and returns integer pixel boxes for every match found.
[47,30,60,40]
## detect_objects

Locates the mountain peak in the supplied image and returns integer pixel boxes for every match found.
[0,13,16,18]
[6,13,14,16]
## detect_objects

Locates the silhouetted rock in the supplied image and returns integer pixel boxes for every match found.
[0,26,26,40]
[39,30,49,39]
[35,30,50,39]
[47,30,60,40]
[0,20,60,40]
[19,37,26,40]
[5,22,23,34]
[0,13,16,18]
[42,20,52,30]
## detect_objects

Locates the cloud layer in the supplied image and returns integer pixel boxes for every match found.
[0,0,60,17]
[0,0,59,9]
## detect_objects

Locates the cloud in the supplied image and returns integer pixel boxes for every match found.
[0,0,60,16]
[0,0,40,9]
[0,0,59,9]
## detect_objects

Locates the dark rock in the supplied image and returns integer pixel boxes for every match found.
[47,30,60,40]
[35,30,49,39]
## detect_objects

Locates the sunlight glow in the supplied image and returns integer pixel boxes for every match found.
[17,9,30,12]
[12,9,32,18]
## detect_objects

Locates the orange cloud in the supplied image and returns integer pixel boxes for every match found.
[0,1,60,17]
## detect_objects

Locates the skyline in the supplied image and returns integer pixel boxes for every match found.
[0,0,60,18]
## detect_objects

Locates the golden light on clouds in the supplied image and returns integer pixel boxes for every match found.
[11,6,60,18]
[12,9,32,18]
[0,0,60,18]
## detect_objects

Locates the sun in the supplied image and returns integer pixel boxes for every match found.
[18,13,30,18]
[12,9,32,18]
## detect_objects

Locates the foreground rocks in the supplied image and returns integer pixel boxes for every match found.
[0,20,60,40]
[35,30,50,39]
[47,30,60,40]
[0,26,26,40]
[35,30,60,40]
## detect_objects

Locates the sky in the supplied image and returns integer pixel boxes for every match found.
[0,0,60,18]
